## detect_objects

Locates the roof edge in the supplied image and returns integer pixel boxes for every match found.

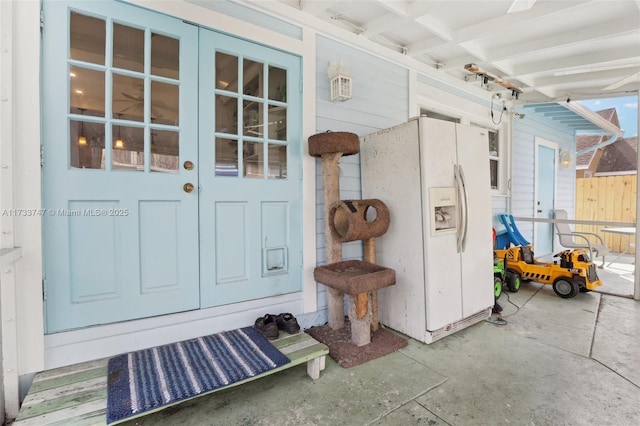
[563,102,624,137]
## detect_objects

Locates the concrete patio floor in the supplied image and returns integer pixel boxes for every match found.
[596,252,636,298]
[114,279,640,426]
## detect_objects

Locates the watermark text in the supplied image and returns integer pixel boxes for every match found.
[2,208,130,217]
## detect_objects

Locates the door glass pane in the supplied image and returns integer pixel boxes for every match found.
[151,130,179,173]
[216,96,238,134]
[151,33,179,79]
[268,104,286,141]
[268,66,286,102]
[215,138,238,176]
[243,59,263,97]
[70,120,105,169]
[243,141,263,178]
[151,81,179,126]
[67,13,183,176]
[70,66,105,117]
[216,52,238,92]
[113,23,144,72]
[112,125,144,171]
[268,144,287,179]
[243,101,263,137]
[113,74,145,122]
[70,12,105,65]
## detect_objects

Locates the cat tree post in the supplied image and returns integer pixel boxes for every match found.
[363,237,379,332]
[321,152,345,330]
[309,132,360,331]
[309,132,395,347]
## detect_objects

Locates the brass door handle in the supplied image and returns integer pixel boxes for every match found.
[183,183,195,193]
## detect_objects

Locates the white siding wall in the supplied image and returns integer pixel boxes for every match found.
[510,107,576,243]
[314,36,409,311]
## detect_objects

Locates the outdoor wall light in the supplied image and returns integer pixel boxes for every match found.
[559,149,573,168]
[328,61,352,102]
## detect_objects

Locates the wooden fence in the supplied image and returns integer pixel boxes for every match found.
[575,175,636,254]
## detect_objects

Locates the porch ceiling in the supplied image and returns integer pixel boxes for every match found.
[240,0,640,104]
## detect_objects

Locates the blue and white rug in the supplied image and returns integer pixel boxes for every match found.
[106,326,290,424]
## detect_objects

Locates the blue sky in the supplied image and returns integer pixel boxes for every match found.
[579,95,638,138]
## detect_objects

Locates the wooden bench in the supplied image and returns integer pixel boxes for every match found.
[13,332,328,425]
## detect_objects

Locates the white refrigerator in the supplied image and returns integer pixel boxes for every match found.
[360,116,494,343]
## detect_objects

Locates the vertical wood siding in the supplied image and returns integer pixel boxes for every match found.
[575,175,637,253]
[314,36,409,309]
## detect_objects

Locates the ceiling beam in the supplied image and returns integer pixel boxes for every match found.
[530,67,640,88]
[413,14,453,41]
[604,71,640,91]
[298,0,335,15]
[373,0,408,18]
[487,18,640,63]
[510,48,640,78]
[405,37,446,58]
[357,13,403,37]
[453,1,597,44]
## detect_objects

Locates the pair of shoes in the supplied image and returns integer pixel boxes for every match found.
[254,314,279,340]
[253,313,300,339]
[274,313,300,334]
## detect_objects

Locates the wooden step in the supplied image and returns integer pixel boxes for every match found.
[13,332,328,426]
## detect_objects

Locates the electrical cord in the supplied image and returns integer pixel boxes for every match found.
[490,93,504,125]
[499,291,522,318]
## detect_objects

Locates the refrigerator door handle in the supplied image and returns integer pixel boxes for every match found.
[454,164,463,253]
[458,164,470,251]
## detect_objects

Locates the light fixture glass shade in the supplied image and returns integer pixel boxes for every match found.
[330,74,352,102]
[78,135,88,146]
[114,138,124,149]
[559,150,573,168]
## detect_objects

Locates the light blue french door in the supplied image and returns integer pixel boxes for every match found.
[535,143,556,255]
[198,30,302,307]
[42,1,302,333]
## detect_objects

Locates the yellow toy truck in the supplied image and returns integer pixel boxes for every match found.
[493,245,602,299]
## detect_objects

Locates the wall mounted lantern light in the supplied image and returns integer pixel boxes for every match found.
[328,61,352,102]
[559,149,573,168]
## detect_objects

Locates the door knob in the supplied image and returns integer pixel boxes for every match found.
[183,183,195,193]
[184,161,194,170]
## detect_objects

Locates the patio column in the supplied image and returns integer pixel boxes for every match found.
[635,89,640,301]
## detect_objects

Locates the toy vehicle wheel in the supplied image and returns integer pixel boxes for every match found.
[506,270,521,292]
[552,278,579,299]
[494,276,503,298]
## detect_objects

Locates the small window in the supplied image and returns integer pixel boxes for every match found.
[489,130,500,191]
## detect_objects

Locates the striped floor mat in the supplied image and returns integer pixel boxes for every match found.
[106,326,290,424]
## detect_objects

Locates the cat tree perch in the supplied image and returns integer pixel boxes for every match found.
[309,131,396,346]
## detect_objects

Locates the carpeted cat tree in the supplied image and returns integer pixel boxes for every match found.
[309,131,396,346]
